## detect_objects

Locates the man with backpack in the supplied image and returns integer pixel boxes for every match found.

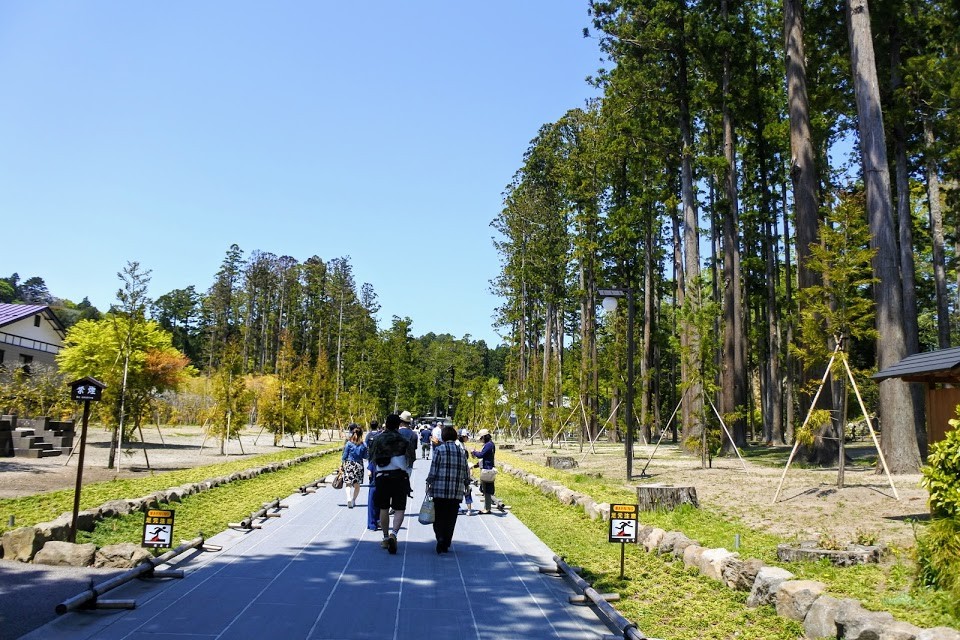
[368,413,417,554]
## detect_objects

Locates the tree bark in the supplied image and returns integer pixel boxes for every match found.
[677,3,704,455]
[847,0,921,472]
[924,118,950,349]
[721,0,748,451]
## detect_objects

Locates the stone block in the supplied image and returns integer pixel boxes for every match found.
[555,487,577,505]
[596,503,611,521]
[721,557,763,591]
[95,542,154,568]
[879,620,922,640]
[774,579,827,621]
[1,526,48,562]
[545,455,578,470]
[746,566,794,608]
[642,528,665,553]
[36,514,72,541]
[835,598,895,639]
[683,545,705,570]
[100,499,136,518]
[34,541,96,567]
[658,530,696,557]
[697,548,737,581]
[803,594,842,639]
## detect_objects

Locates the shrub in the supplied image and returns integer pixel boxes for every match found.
[921,416,960,519]
[916,417,960,615]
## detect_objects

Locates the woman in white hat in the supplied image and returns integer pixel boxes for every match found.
[471,429,496,513]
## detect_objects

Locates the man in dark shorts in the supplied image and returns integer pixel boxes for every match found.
[369,413,417,554]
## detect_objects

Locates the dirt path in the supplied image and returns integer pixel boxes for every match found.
[508,438,929,548]
[0,424,339,500]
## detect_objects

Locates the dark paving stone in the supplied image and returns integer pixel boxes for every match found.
[21,459,617,640]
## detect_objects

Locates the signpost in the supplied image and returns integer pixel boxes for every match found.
[68,377,106,543]
[609,503,638,579]
[142,509,176,548]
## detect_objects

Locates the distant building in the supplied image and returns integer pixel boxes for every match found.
[0,303,67,371]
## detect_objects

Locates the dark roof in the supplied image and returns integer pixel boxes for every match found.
[873,346,960,383]
[0,303,67,337]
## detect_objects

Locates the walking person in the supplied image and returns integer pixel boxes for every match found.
[364,420,381,531]
[471,428,497,514]
[456,429,474,516]
[340,425,367,508]
[426,426,471,554]
[419,423,432,459]
[369,413,417,554]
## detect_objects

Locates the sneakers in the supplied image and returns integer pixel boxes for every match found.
[347,500,354,509]
[387,533,398,554]
[381,537,390,549]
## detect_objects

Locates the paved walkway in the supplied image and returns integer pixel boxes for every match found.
[22,458,619,640]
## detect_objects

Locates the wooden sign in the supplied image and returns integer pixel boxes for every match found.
[69,377,105,402]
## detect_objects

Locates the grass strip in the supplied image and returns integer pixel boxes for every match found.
[0,445,337,535]
[499,451,959,631]
[76,452,341,549]
[494,469,803,639]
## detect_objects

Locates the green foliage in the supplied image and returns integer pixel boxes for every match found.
[499,450,960,629]
[796,191,877,367]
[0,363,73,418]
[914,517,960,616]
[495,469,802,638]
[56,316,194,433]
[916,421,960,616]
[795,409,833,447]
[922,419,960,518]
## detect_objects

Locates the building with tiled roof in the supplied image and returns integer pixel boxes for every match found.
[0,303,66,370]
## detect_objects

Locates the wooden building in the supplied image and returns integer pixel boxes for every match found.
[874,347,960,448]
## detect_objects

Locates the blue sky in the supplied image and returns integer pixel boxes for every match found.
[0,2,601,346]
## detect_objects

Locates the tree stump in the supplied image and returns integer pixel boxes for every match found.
[545,455,578,470]
[636,484,699,511]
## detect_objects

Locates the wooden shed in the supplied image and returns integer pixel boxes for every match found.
[874,346,960,447]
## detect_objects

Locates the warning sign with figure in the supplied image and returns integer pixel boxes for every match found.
[142,509,175,548]
[608,503,638,543]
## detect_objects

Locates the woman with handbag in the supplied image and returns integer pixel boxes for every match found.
[341,425,368,508]
[471,429,497,514]
[425,426,471,554]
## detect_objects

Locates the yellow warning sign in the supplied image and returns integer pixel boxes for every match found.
[142,509,175,548]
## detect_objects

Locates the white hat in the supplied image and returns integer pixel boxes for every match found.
[476,429,490,438]
[399,410,412,423]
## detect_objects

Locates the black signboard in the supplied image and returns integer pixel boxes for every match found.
[69,377,105,402]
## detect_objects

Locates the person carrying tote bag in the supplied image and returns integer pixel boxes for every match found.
[471,429,497,514]
[425,426,471,554]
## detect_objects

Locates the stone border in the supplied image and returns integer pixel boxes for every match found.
[498,462,960,640]
[1,447,339,567]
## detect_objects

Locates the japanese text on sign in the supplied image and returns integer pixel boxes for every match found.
[142,509,175,548]
[608,503,638,543]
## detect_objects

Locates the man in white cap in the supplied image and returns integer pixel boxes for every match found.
[397,411,419,471]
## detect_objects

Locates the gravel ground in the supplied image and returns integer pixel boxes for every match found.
[0,424,339,500]
[506,437,929,548]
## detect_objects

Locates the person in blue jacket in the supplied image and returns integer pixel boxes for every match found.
[364,420,381,530]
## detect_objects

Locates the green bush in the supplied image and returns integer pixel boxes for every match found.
[922,419,960,518]
[916,419,960,615]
